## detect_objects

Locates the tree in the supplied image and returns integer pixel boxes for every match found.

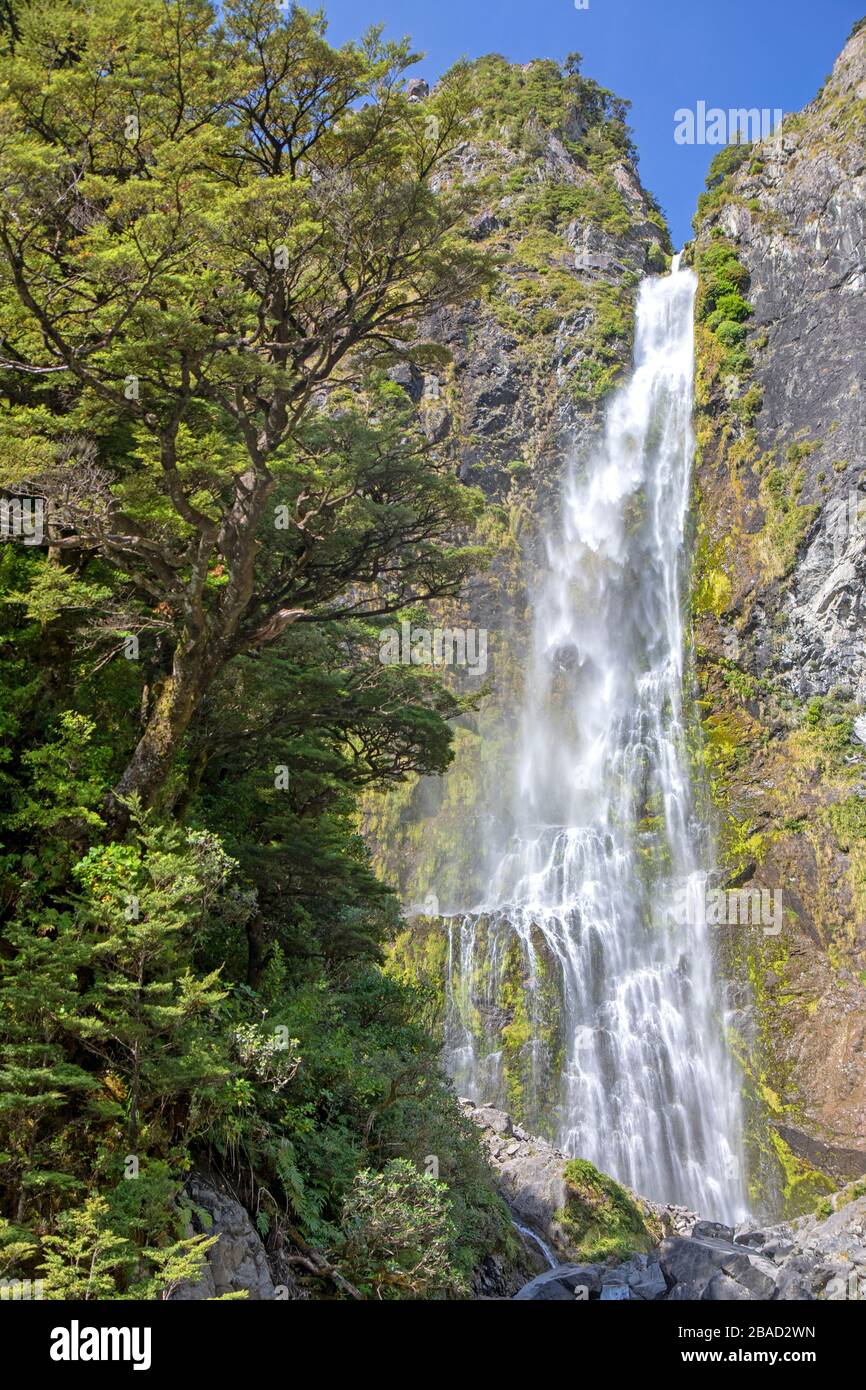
[39,1176,219,1299]
[68,809,230,1146]
[0,1,516,1302]
[0,0,491,823]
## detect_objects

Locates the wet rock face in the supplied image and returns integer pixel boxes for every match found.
[692,24,866,1179]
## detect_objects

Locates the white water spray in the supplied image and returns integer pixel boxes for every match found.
[445,261,748,1221]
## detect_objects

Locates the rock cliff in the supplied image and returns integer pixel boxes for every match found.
[363,55,669,911]
[371,29,866,1228]
[688,20,866,1206]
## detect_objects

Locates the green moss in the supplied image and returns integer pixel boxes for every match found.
[692,528,732,618]
[820,1179,866,1219]
[768,1132,836,1217]
[826,795,866,919]
[554,1159,662,1263]
[721,813,766,874]
[386,920,450,1032]
[494,931,565,1132]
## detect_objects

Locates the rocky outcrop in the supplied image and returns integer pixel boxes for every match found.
[170,1177,281,1301]
[462,1099,697,1256]
[689,20,866,1204]
[375,31,866,1227]
[470,1100,866,1300]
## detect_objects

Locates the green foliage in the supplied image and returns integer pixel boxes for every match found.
[0,0,494,814]
[695,140,753,221]
[512,173,633,237]
[38,1175,218,1300]
[827,796,866,852]
[463,53,636,164]
[757,456,819,579]
[0,0,514,1303]
[340,1158,467,1299]
[695,241,751,325]
[694,135,758,223]
[705,141,754,190]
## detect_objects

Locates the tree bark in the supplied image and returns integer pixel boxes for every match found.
[106,635,214,833]
[105,467,275,833]
[245,913,269,991]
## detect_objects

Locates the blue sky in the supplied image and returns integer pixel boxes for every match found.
[318,0,864,247]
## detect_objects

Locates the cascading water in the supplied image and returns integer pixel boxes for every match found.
[444,258,748,1221]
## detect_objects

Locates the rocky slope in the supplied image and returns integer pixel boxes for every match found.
[688,19,866,1207]
[465,1101,866,1301]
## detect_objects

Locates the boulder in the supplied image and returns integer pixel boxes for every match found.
[514,1264,604,1301]
[170,1177,277,1301]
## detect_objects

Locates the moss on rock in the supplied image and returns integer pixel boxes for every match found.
[553,1158,663,1262]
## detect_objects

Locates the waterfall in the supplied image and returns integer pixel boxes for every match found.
[443,259,748,1221]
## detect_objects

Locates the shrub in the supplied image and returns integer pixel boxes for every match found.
[704,141,753,189]
[340,1159,467,1299]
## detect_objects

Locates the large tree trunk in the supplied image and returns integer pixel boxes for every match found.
[245,913,270,990]
[106,467,275,833]
[106,635,215,833]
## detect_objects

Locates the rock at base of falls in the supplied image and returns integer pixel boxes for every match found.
[461,1099,866,1301]
[461,1097,698,1260]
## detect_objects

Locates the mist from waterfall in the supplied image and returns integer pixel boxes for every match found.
[444,260,748,1222]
